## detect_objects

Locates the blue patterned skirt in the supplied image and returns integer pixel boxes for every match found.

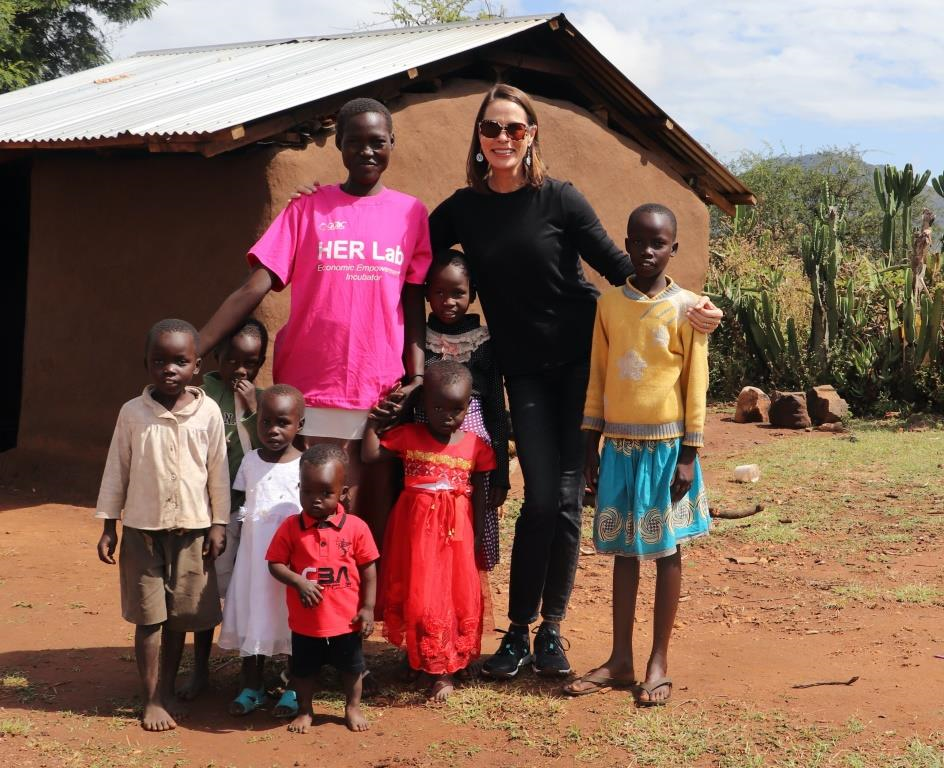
[594,437,710,560]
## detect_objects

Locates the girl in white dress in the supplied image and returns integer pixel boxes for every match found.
[219,384,305,717]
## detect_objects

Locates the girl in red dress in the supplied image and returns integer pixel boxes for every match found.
[362,360,495,701]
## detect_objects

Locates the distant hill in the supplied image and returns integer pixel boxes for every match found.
[781,152,944,229]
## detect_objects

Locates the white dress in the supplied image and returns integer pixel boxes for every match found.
[218,451,299,657]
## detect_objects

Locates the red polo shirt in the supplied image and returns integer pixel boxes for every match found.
[266,506,379,638]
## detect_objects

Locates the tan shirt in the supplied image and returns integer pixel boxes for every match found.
[95,386,231,529]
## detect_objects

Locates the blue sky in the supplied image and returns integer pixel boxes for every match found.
[106,1,944,176]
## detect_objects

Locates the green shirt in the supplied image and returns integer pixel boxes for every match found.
[201,372,263,488]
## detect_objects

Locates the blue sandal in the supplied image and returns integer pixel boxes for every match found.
[229,687,266,716]
[273,688,299,718]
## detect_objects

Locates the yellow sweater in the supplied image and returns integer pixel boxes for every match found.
[582,278,708,447]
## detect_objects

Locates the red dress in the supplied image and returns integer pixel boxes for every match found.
[378,424,496,674]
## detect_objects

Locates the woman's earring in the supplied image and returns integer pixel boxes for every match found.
[524,147,532,167]
[475,152,484,163]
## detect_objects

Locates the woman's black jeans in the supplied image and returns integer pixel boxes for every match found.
[504,361,589,625]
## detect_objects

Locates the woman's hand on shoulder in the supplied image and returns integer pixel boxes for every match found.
[686,296,723,334]
[288,181,321,201]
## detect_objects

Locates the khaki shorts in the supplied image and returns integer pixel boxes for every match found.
[119,527,222,631]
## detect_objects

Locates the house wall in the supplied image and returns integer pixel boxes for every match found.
[9,150,275,485]
[6,78,710,491]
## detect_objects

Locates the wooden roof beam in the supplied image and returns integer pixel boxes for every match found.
[479,50,575,77]
[695,182,736,217]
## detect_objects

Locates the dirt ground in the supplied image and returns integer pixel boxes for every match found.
[1,411,942,767]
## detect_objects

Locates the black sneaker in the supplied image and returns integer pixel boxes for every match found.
[482,628,532,680]
[532,624,572,676]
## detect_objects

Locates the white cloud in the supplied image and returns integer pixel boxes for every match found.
[99,1,944,167]
[107,1,396,58]
[567,0,944,126]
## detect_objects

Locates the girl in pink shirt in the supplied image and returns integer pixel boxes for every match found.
[199,98,432,536]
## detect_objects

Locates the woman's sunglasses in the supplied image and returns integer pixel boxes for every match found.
[478,119,531,141]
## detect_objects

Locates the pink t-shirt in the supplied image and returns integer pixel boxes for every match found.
[249,184,432,410]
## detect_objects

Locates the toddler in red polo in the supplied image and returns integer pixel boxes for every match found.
[266,444,378,733]
[267,503,378,638]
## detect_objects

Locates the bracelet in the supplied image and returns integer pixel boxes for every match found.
[406,374,424,382]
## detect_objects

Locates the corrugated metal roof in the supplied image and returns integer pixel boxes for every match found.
[0,13,753,207]
[0,15,553,143]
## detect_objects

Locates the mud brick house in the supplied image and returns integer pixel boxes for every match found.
[0,14,753,486]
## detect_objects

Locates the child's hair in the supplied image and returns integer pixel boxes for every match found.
[146,318,199,353]
[336,98,393,139]
[425,359,473,391]
[628,203,678,238]
[215,317,268,358]
[259,383,305,418]
[301,443,349,470]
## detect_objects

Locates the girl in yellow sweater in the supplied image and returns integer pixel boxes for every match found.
[565,204,709,706]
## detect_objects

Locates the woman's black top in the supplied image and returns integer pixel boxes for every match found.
[429,178,635,376]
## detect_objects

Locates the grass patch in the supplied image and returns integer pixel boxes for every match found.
[1,672,30,691]
[426,738,482,762]
[444,684,564,750]
[562,701,944,768]
[709,423,944,558]
[0,717,31,736]
[830,582,944,608]
[892,584,942,605]
[831,584,881,603]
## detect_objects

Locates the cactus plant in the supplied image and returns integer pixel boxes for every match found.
[873,164,931,265]
[801,182,845,369]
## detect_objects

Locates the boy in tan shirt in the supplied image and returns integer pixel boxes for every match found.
[96,318,230,731]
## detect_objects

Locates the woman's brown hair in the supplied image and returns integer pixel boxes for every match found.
[465,84,547,193]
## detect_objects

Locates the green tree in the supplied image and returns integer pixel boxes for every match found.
[0,1,163,93]
[381,0,504,27]
[713,147,886,252]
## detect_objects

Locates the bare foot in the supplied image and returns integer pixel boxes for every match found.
[345,703,369,732]
[141,701,177,732]
[176,669,209,701]
[563,662,635,696]
[428,675,455,703]
[288,712,313,733]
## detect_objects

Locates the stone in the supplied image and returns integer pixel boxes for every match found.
[734,386,771,423]
[905,413,941,432]
[768,391,812,429]
[806,385,849,424]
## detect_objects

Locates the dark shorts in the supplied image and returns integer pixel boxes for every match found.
[290,631,365,678]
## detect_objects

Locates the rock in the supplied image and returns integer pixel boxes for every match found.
[905,413,940,432]
[768,391,812,429]
[815,422,847,433]
[734,386,771,423]
[806,385,849,424]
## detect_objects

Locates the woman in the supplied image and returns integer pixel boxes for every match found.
[427,84,721,679]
